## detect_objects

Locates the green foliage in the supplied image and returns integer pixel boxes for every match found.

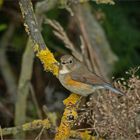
[0,24,7,32]
[94,2,140,77]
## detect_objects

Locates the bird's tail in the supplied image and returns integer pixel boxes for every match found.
[104,84,124,95]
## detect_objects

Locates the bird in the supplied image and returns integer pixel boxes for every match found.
[58,54,124,96]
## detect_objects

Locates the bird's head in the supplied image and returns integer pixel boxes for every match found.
[59,55,77,74]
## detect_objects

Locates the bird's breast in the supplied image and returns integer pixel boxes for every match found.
[58,73,94,96]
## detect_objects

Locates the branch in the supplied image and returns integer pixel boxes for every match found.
[95,0,114,4]
[19,0,58,75]
[15,0,58,138]
[59,0,114,11]
[1,119,51,136]
[19,0,46,50]
[0,22,17,103]
[55,94,80,140]
[46,19,82,62]
[15,38,34,127]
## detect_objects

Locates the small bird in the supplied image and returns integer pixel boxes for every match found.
[58,55,124,96]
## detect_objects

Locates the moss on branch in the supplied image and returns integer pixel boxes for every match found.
[1,119,51,136]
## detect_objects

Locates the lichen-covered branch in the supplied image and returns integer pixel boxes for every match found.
[55,94,80,140]
[95,0,114,4]
[59,0,114,8]
[15,0,58,139]
[19,0,46,50]
[1,119,51,136]
[19,0,58,75]
[36,49,58,76]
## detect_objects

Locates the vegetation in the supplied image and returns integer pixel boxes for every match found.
[0,0,139,139]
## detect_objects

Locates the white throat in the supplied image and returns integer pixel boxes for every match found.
[59,66,70,74]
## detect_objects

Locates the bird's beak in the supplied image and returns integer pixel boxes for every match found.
[53,62,60,67]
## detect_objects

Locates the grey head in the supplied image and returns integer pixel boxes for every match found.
[59,55,77,74]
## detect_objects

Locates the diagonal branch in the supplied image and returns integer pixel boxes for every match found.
[15,0,58,139]
[19,0,46,50]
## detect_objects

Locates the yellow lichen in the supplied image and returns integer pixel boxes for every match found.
[96,0,115,5]
[55,123,71,140]
[42,119,51,128]
[55,93,80,140]
[80,131,96,140]
[36,48,59,76]
[22,119,51,131]
[55,107,77,140]
[23,23,30,35]
[63,93,81,106]
[33,43,40,52]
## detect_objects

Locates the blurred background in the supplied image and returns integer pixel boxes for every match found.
[0,0,140,139]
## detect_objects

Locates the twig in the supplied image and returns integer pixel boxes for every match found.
[55,94,80,140]
[14,38,34,139]
[72,3,118,79]
[46,19,82,61]
[0,126,3,140]
[19,0,46,50]
[35,0,58,16]
[59,0,114,7]
[0,22,17,103]
[29,82,43,119]
[35,127,45,140]
[95,0,114,4]
[1,119,51,136]
[0,102,13,120]
[42,105,57,127]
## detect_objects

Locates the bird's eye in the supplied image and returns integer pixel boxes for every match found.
[69,60,73,63]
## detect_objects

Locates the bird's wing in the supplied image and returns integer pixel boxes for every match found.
[70,68,107,86]
[70,67,124,95]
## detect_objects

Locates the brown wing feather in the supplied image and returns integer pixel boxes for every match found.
[71,66,107,86]
[70,63,124,95]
